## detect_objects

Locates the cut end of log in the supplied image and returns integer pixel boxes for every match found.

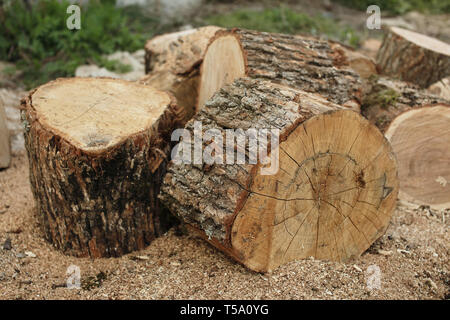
[31,78,173,154]
[390,27,450,57]
[233,110,398,272]
[198,34,246,108]
[385,105,450,209]
[24,77,183,258]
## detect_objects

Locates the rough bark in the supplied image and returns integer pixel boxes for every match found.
[160,77,398,272]
[384,104,450,210]
[361,76,448,132]
[0,103,10,169]
[141,26,222,121]
[377,26,450,88]
[198,29,363,110]
[22,78,184,258]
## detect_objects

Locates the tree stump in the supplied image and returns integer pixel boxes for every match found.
[197,29,362,111]
[22,78,184,258]
[159,78,399,272]
[329,42,378,79]
[362,77,449,209]
[377,26,450,88]
[141,26,222,121]
[0,103,10,169]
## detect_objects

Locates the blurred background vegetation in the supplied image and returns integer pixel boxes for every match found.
[0,0,448,89]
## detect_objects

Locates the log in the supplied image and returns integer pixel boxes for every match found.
[197,29,363,111]
[362,76,448,131]
[141,26,222,120]
[385,105,450,209]
[428,77,450,101]
[159,78,399,272]
[362,77,450,209]
[0,102,10,169]
[377,26,450,88]
[22,78,184,258]
[329,42,378,79]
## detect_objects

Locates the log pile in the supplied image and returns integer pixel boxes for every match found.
[22,26,450,271]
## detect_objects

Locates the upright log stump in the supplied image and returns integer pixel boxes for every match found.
[377,27,450,88]
[22,78,184,258]
[160,78,399,272]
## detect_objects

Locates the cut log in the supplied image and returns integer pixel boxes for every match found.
[159,78,399,272]
[385,105,450,209]
[428,77,450,101]
[362,76,448,132]
[197,29,362,111]
[22,78,184,258]
[362,76,449,209]
[0,102,10,169]
[329,42,378,79]
[141,26,222,120]
[377,27,450,88]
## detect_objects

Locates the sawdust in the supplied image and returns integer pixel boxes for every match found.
[0,154,448,300]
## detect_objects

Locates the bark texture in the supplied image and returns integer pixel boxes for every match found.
[377,26,450,88]
[22,78,184,258]
[362,76,448,132]
[160,78,398,272]
[198,29,363,109]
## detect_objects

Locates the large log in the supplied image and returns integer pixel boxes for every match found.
[159,78,399,272]
[377,26,450,88]
[22,78,184,258]
[197,29,363,111]
[362,77,450,209]
[0,102,10,169]
[141,26,222,121]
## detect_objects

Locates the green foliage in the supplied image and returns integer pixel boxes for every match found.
[0,0,159,89]
[335,0,450,15]
[203,6,361,47]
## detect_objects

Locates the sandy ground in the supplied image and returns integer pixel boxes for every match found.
[0,154,448,300]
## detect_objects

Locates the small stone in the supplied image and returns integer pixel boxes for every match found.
[133,255,149,261]
[2,237,12,250]
[377,249,393,256]
[424,278,437,290]
[16,252,26,259]
[397,249,411,255]
[170,261,181,266]
[24,251,36,258]
[353,265,362,272]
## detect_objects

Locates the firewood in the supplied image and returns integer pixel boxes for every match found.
[141,26,222,120]
[377,27,450,88]
[197,29,362,111]
[22,77,184,258]
[160,78,398,272]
